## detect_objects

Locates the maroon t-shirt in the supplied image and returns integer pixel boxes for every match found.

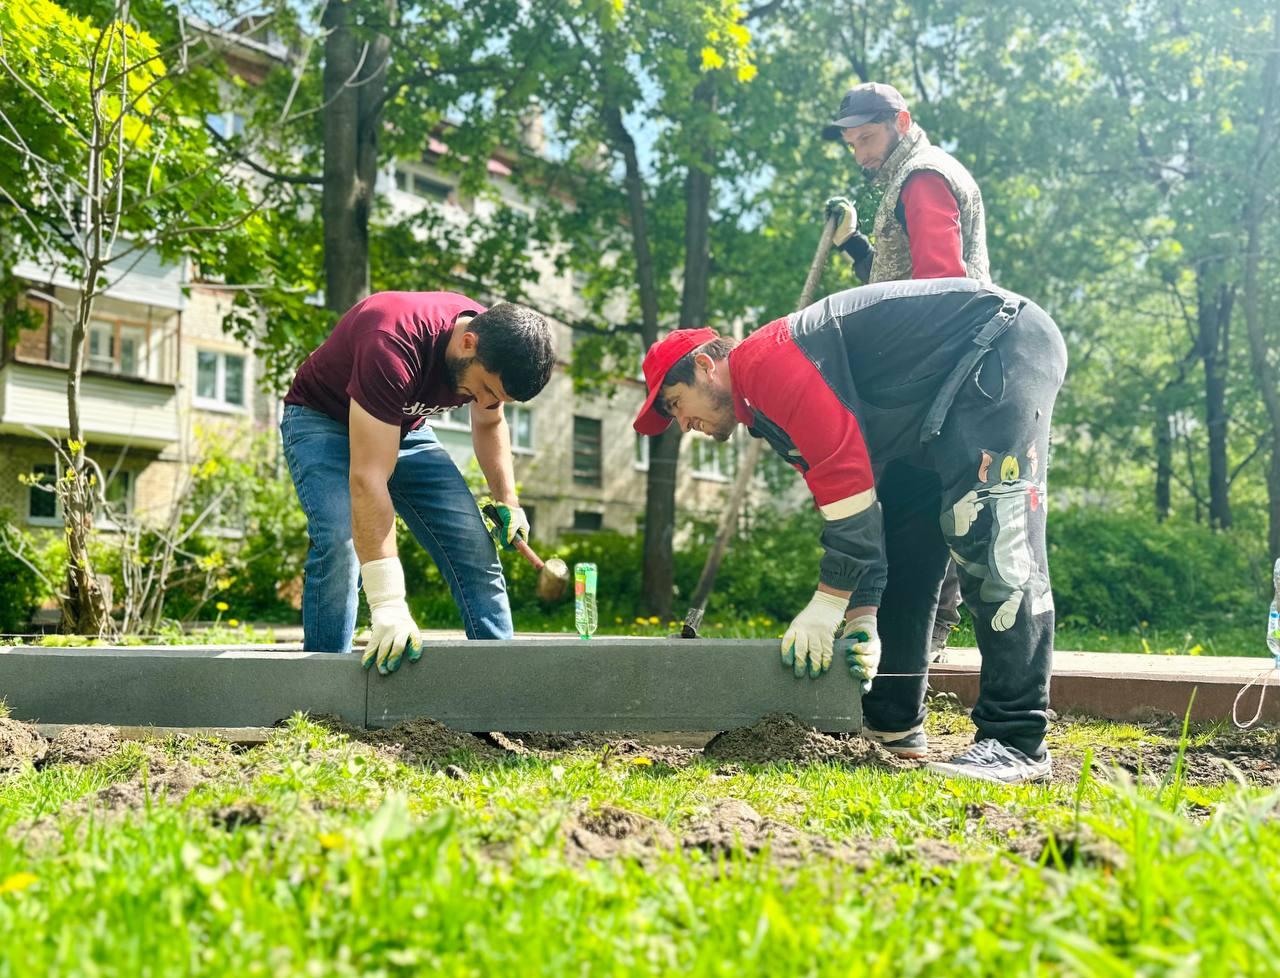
[285,291,485,432]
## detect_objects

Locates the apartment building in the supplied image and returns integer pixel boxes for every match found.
[0,26,736,545]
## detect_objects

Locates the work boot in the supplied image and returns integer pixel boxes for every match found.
[927,739,1052,785]
[863,726,929,759]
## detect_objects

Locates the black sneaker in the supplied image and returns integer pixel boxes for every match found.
[862,726,929,759]
[927,739,1052,784]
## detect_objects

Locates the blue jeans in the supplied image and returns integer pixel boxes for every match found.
[279,404,513,652]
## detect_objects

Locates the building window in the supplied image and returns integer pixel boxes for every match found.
[26,463,131,525]
[505,404,533,452]
[432,404,471,430]
[50,319,147,378]
[194,350,247,410]
[393,166,452,202]
[206,110,247,138]
[572,510,603,532]
[99,470,133,525]
[634,432,649,471]
[27,463,58,523]
[691,439,732,482]
[573,416,602,487]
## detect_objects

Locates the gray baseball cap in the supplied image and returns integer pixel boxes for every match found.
[821,82,908,140]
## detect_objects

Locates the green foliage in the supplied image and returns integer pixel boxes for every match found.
[402,505,823,633]
[0,512,41,634]
[1047,507,1270,635]
[159,433,308,623]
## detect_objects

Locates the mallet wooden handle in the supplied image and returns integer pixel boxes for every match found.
[482,504,544,570]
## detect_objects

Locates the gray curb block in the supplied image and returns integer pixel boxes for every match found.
[0,640,863,733]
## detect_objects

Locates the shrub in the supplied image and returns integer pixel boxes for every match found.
[0,513,42,634]
[1047,507,1268,633]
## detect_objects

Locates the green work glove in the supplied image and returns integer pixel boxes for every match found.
[824,196,859,246]
[359,556,423,676]
[838,613,882,694]
[487,502,530,551]
[781,589,847,679]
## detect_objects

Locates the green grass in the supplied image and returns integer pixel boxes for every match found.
[2,715,1280,976]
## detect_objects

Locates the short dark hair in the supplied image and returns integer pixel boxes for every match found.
[656,337,737,417]
[467,303,556,401]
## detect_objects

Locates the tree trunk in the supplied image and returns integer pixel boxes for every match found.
[602,101,674,617]
[1243,1,1280,560]
[1197,273,1234,530]
[322,0,393,316]
[61,79,110,636]
[1154,409,1171,522]
[684,215,840,623]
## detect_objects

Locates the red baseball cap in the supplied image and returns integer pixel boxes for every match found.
[632,327,719,436]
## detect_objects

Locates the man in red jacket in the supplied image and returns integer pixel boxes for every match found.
[634,279,1067,785]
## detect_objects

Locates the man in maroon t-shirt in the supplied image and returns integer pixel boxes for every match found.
[280,292,555,673]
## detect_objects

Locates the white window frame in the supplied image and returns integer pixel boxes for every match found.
[691,439,732,483]
[193,349,248,413]
[27,462,134,529]
[26,463,62,527]
[633,432,650,471]
[505,404,534,455]
[206,109,247,139]
[430,404,472,431]
[391,164,453,202]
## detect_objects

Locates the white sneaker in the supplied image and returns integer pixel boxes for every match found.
[927,739,1052,784]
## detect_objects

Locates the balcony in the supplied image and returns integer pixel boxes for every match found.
[0,361,179,449]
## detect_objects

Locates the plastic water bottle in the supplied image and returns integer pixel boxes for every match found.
[574,563,598,640]
[1269,558,1280,666]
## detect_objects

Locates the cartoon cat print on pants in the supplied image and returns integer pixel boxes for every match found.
[942,445,1054,632]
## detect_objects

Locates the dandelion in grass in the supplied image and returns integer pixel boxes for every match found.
[0,873,37,895]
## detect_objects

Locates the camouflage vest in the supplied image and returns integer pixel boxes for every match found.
[869,124,990,284]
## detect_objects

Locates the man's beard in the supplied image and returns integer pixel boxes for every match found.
[705,383,736,441]
[445,354,474,394]
[863,129,902,174]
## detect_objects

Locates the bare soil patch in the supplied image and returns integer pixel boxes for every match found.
[703,713,908,769]
[44,725,121,766]
[0,718,45,771]
[564,796,962,871]
[563,805,677,863]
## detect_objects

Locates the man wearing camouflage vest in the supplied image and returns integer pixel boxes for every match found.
[821,82,991,663]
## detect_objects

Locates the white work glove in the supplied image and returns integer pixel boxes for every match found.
[824,196,859,246]
[359,556,422,676]
[839,613,882,693]
[781,589,847,679]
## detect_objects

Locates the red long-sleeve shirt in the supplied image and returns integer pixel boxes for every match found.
[899,171,966,278]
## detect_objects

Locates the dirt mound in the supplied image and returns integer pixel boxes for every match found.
[703,713,907,768]
[563,797,962,871]
[367,718,507,766]
[506,731,614,752]
[211,801,273,830]
[0,718,45,772]
[684,798,863,866]
[563,805,677,863]
[44,725,120,766]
